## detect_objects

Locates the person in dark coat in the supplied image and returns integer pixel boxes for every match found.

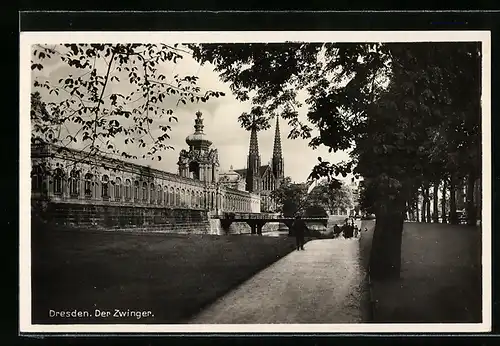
[333,224,341,238]
[343,218,353,239]
[293,215,307,250]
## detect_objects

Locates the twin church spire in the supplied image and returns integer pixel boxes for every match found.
[246,116,284,193]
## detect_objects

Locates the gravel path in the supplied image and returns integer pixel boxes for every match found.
[190,238,369,324]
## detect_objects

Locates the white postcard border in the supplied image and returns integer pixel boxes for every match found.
[19,30,492,334]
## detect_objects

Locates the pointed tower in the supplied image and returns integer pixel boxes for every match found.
[272,116,284,184]
[246,117,261,193]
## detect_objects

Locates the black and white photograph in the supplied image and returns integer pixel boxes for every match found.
[20,30,490,333]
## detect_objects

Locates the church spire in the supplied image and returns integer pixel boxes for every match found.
[246,115,261,193]
[272,116,284,181]
[273,116,282,159]
[249,121,259,156]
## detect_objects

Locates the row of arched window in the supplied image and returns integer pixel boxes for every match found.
[222,193,254,213]
[32,167,216,210]
[31,166,256,213]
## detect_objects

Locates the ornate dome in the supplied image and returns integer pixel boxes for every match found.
[185,111,213,150]
[219,165,242,183]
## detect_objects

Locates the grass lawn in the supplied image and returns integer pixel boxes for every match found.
[31,227,296,324]
[359,221,482,323]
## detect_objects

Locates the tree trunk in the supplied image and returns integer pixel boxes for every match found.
[369,207,405,280]
[408,201,415,221]
[441,179,447,224]
[432,182,439,223]
[450,176,458,225]
[425,186,431,223]
[420,188,427,222]
[415,198,420,222]
[466,173,477,226]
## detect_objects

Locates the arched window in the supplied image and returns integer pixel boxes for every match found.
[125,179,131,201]
[176,188,180,206]
[164,186,168,206]
[101,175,109,199]
[142,182,148,202]
[150,183,155,204]
[31,165,44,193]
[115,177,122,200]
[191,190,195,207]
[84,173,93,197]
[134,181,139,201]
[53,168,64,195]
[185,189,190,207]
[68,169,80,197]
[170,187,174,206]
[157,185,162,204]
[181,189,186,206]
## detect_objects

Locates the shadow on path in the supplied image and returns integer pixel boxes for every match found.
[190,238,370,324]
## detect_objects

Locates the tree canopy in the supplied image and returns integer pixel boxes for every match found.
[191,42,481,208]
[270,177,310,217]
[31,43,225,163]
[307,180,354,214]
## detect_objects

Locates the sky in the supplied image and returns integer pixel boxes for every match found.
[31,44,352,184]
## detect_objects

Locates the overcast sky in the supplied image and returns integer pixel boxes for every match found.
[32,44,352,183]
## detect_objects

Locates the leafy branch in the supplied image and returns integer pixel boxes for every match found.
[31,43,225,164]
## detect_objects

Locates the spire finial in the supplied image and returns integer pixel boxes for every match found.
[194,110,204,133]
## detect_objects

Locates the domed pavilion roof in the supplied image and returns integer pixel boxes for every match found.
[219,165,243,183]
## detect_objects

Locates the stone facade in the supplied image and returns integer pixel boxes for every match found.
[31,111,261,234]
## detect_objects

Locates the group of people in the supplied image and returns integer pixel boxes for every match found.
[291,215,366,252]
[333,218,360,239]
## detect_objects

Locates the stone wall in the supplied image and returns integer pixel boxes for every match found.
[33,201,212,234]
[215,221,282,236]
[262,222,281,233]
[221,222,252,235]
[31,200,285,236]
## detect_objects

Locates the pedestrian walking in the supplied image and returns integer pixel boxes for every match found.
[353,225,359,238]
[333,224,341,238]
[293,214,307,250]
[343,218,354,238]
